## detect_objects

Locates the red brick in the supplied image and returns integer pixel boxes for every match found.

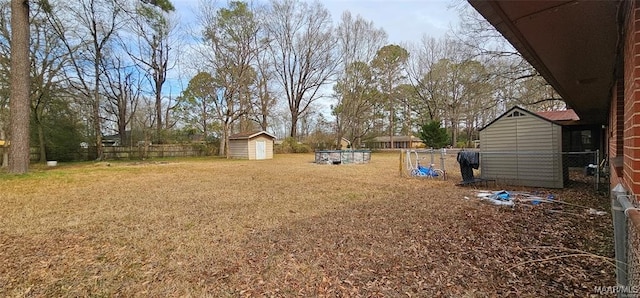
[626,145,640,158]
[631,184,640,196]
[632,169,640,183]
[633,126,640,138]
[625,157,640,171]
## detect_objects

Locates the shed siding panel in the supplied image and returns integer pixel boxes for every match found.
[480,107,563,188]
[229,140,249,159]
[480,118,517,151]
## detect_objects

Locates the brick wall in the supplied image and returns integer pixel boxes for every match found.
[610,79,624,186]
[621,0,640,194]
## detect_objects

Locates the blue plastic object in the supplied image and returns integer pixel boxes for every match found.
[417,165,439,177]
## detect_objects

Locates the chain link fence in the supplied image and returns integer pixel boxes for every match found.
[314,150,372,164]
[612,193,640,297]
[562,151,602,190]
[629,206,640,297]
[477,150,602,190]
[400,149,447,179]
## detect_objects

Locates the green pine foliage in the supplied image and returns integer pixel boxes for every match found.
[418,121,449,148]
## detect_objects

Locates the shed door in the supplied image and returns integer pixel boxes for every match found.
[255,141,266,160]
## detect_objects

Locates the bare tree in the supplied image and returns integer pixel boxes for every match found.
[251,48,276,132]
[101,55,142,145]
[198,1,262,157]
[407,35,450,122]
[333,11,386,147]
[332,61,377,148]
[4,0,173,172]
[453,1,563,111]
[432,57,491,146]
[336,11,387,69]
[124,1,178,139]
[264,0,339,138]
[371,44,409,148]
[49,0,125,160]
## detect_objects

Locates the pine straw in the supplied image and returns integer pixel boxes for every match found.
[0,153,614,297]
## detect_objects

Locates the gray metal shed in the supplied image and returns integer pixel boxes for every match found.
[479,106,563,188]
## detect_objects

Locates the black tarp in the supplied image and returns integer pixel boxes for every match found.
[457,151,480,182]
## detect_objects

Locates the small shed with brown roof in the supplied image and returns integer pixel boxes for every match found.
[228,131,276,160]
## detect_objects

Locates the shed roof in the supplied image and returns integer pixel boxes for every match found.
[535,109,583,126]
[536,109,580,122]
[229,131,276,140]
[480,106,559,132]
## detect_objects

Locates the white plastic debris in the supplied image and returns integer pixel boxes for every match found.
[587,208,607,216]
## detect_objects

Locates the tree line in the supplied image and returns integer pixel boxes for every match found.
[0,0,563,173]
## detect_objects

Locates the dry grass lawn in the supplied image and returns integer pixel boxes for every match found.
[0,152,614,297]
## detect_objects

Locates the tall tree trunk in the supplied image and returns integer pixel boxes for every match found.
[450,118,458,147]
[37,120,46,163]
[118,113,127,146]
[8,0,30,174]
[389,97,395,149]
[220,122,230,158]
[155,89,162,135]
[260,113,268,131]
[289,110,298,138]
[93,74,103,160]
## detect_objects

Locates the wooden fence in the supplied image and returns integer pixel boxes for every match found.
[90,144,209,160]
[0,144,209,163]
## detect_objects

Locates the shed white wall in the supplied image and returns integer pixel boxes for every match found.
[480,109,563,188]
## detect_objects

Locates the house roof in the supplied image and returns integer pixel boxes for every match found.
[229,131,276,140]
[468,0,619,125]
[372,136,423,142]
[480,106,559,131]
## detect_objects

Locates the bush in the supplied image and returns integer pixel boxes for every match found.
[191,143,218,156]
[276,137,312,153]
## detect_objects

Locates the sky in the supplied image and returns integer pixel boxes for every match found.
[172,0,461,44]
[322,0,460,43]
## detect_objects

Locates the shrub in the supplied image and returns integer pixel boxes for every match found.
[418,121,449,148]
[276,137,312,153]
